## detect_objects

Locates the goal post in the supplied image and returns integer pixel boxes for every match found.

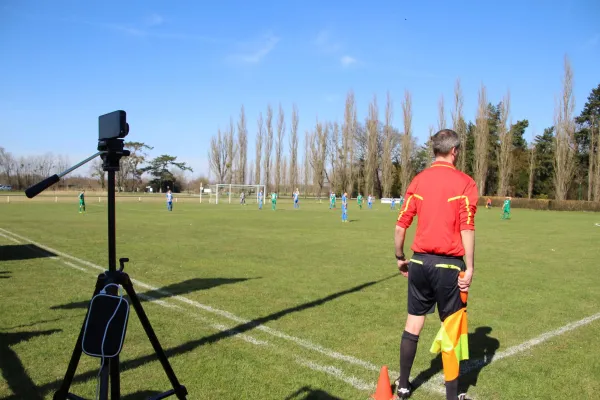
[209,184,266,204]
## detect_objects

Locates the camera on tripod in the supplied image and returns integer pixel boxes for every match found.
[25,111,188,400]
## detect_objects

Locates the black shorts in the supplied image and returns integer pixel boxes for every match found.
[407,252,466,321]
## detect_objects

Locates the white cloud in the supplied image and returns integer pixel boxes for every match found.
[582,33,599,49]
[340,55,357,67]
[230,34,280,64]
[144,13,164,27]
[315,29,341,53]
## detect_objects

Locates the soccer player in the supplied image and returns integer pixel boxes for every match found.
[357,193,363,210]
[271,191,277,210]
[166,189,173,211]
[367,194,373,209]
[341,191,348,222]
[293,188,300,209]
[78,190,86,213]
[258,190,263,210]
[329,192,336,209]
[486,197,492,209]
[240,191,246,205]
[391,198,396,210]
[399,195,405,209]
[394,129,478,400]
[501,196,511,219]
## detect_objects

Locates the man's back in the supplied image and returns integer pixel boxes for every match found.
[397,161,478,257]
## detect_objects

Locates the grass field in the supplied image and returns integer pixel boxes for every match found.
[1,199,600,399]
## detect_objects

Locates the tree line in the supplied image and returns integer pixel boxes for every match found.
[208,56,600,201]
[0,144,194,193]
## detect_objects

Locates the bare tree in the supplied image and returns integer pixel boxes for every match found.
[310,121,328,200]
[438,95,446,131]
[208,129,228,183]
[497,91,512,196]
[237,105,248,184]
[473,84,490,196]
[0,147,15,186]
[381,92,394,198]
[304,130,311,195]
[594,116,600,202]
[528,133,536,199]
[264,105,274,192]
[327,122,340,192]
[90,158,106,189]
[289,104,299,192]
[225,118,237,184]
[255,113,264,185]
[366,95,379,196]
[343,90,357,195]
[553,56,577,201]
[452,79,468,171]
[400,90,414,194]
[282,156,288,194]
[588,115,595,201]
[426,126,435,168]
[275,103,286,193]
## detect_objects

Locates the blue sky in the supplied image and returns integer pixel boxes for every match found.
[1,0,599,178]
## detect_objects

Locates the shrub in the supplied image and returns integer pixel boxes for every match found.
[477,197,600,212]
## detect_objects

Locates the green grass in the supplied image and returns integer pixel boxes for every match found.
[1,200,599,399]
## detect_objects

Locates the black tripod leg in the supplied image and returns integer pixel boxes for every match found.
[122,280,187,399]
[99,360,109,400]
[110,355,120,399]
[54,274,107,400]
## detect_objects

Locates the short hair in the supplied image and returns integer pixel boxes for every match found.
[432,129,460,156]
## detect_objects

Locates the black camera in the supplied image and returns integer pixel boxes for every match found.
[99,110,129,140]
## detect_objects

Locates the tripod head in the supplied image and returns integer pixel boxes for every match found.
[25,111,130,198]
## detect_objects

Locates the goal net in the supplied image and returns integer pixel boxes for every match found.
[205,184,266,204]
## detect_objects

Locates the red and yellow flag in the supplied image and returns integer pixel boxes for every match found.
[430,307,469,381]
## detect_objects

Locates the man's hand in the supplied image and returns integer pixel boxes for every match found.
[397,259,410,277]
[458,269,473,292]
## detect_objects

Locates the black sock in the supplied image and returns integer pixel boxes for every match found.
[445,378,458,400]
[399,330,419,389]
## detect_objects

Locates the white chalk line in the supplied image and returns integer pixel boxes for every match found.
[0,227,385,394]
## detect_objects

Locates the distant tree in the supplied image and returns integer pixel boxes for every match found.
[365,96,379,196]
[289,104,299,191]
[381,92,394,198]
[473,84,490,196]
[438,95,446,131]
[553,56,577,200]
[236,105,248,183]
[534,127,555,198]
[264,105,274,192]
[575,84,600,201]
[452,79,468,172]
[143,155,192,192]
[343,91,357,195]
[275,103,286,192]
[400,90,414,194]
[209,129,228,183]
[497,91,512,196]
[90,158,106,189]
[225,118,237,184]
[255,113,264,185]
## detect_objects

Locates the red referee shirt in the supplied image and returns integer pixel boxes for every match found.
[396,160,479,257]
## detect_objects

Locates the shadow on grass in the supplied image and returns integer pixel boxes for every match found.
[0,329,62,400]
[49,277,258,311]
[285,385,343,400]
[410,326,499,395]
[0,245,57,261]
[14,274,398,399]
[0,271,10,279]
[121,390,162,400]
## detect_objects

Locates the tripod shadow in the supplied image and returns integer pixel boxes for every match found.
[140,277,258,302]
[0,329,62,400]
[0,271,11,279]
[285,386,343,400]
[19,274,398,399]
[0,245,57,261]
[410,326,499,395]
[121,390,162,400]
[49,277,258,311]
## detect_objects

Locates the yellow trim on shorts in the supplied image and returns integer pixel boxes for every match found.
[410,259,423,265]
[435,263,461,271]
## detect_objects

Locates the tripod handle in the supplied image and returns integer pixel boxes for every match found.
[25,174,60,198]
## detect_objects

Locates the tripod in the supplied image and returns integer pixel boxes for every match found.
[25,112,187,400]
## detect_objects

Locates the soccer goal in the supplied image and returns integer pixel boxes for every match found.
[207,184,266,204]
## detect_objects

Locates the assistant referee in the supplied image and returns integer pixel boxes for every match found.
[394,129,478,400]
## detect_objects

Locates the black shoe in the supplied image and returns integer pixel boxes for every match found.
[393,378,412,399]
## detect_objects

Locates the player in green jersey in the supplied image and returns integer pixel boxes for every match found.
[78,190,86,213]
[357,193,363,210]
[501,196,511,220]
[271,192,278,210]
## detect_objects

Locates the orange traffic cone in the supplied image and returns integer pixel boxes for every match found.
[371,365,394,400]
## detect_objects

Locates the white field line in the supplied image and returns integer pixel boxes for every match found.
[0,231,21,244]
[0,228,397,394]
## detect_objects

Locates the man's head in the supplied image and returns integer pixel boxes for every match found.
[432,129,460,165]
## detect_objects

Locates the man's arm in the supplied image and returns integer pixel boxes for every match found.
[395,225,409,277]
[458,179,478,291]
